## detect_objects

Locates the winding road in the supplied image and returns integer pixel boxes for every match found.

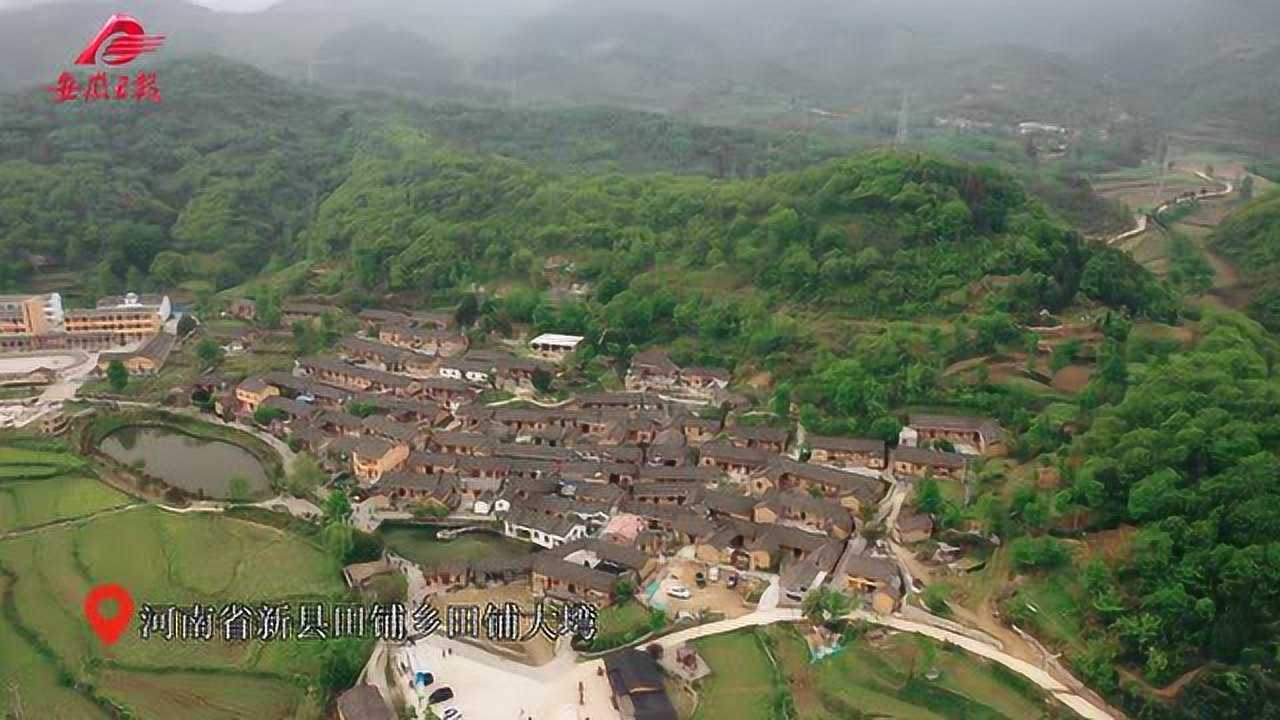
[1108,171,1235,246]
[654,605,1119,720]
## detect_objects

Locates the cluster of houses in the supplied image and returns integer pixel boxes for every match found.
[200,306,1002,615]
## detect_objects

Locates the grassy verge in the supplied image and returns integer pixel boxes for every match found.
[689,623,1056,720]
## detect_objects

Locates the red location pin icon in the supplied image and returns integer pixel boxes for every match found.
[84,584,134,646]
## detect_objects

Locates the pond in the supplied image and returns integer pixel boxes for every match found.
[99,425,271,500]
[380,523,535,566]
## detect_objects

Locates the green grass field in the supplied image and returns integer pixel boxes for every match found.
[0,507,346,719]
[0,442,131,534]
[692,629,777,720]
[691,625,1054,720]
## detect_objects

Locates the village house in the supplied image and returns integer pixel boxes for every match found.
[890,447,969,480]
[557,537,657,582]
[377,472,460,512]
[439,357,494,385]
[521,493,613,530]
[361,415,423,449]
[503,506,588,549]
[234,377,280,414]
[357,308,412,330]
[902,413,1003,455]
[832,544,903,615]
[698,442,770,479]
[806,435,887,469]
[758,458,886,513]
[603,650,679,720]
[560,460,639,487]
[576,392,662,411]
[299,356,418,396]
[625,348,681,390]
[352,437,409,484]
[728,424,789,453]
[427,431,492,456]
[315,409,365,437]
[528,333,584,362]
[378,325,468,356]
[259,396,318,425]
[260,371,351,408]
[752,490,855,539]
[680,366,731,395]
[695,520,835,572]
[702,490,757,521]
[97,332,176,376]
[897,513,935,544]
[630,482,705,507]
[281,301,333,325]
[416,377,477,407]
[531,554,618,605]
[677,415,722,445]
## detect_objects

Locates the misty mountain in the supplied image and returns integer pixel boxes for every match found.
[3,0,1279,146]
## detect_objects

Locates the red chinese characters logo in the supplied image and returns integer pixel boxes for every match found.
[50,14,164,104]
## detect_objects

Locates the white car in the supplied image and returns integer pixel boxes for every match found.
[666,584,692,599]
[442,707,463,720]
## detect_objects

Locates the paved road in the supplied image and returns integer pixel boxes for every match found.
[652,605,1119,720]
[1109,171,1235,246]
[385,634,619,720]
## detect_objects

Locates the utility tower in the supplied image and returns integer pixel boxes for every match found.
[894,92,910,146]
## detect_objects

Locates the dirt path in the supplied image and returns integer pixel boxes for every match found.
[0,502,146,541]
[1118,665,1206,701]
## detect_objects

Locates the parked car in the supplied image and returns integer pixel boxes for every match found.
[666,584,692,599]
[694,572,706,588]
[442,708,463,720]
[708,566,721,583]
[428,687,454,705]
[726,573,739,589]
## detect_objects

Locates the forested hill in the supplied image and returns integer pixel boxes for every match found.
[0,58,350,291]
[1211,190,1280,332]
[0,57,1172,329]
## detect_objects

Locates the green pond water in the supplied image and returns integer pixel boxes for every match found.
[99,425,271,499]
[379,523,535,566]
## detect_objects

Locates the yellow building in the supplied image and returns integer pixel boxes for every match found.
[65,293,170,343]
[0,295,51,335]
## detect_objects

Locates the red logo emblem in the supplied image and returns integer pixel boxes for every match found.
[74,13,165,66]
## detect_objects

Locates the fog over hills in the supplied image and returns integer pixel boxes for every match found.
[3,0,1279,145]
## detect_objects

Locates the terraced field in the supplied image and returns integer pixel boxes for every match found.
[0,436,347,720]
[0,443,132,534]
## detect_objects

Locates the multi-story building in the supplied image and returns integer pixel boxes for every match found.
[64,293,170,344]
[0,294,54,336]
